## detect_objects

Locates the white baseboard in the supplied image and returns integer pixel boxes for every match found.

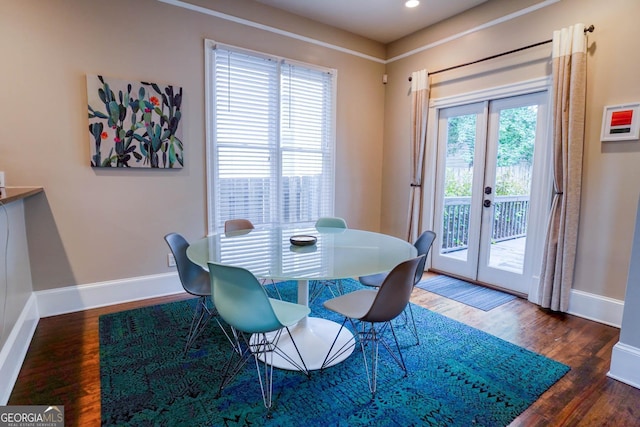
[36,272,184,318]
[0,272,185,404]
[0,294,39,405]
[33,274,625,325]
[608,342,640,389]
[567,289,624,328]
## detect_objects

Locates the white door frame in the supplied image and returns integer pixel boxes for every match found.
[423,77,552,296]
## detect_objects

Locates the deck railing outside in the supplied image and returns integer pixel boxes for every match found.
[218,178,530,252]
[442,195,529,253]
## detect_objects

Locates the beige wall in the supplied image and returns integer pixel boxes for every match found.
[2,0,638,305]
[0,0,385,290]
[382,0,640,301]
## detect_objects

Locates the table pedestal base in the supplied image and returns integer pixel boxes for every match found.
[252,316,354,371]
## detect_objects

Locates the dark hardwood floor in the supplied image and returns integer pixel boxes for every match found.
[8,273,640,426]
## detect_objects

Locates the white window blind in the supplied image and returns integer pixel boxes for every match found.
[208,44,335,232]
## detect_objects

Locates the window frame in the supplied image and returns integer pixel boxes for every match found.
[204,40,337,235]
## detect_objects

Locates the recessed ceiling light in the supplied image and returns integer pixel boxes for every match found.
[405,0,420,8]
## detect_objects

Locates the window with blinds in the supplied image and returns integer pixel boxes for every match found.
[207,44,336,232]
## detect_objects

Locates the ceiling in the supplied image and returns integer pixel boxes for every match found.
[253,0,489,44]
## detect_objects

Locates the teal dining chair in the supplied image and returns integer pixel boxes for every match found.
[310,216,348,302]
[321,255,425,395]
[164,233,230,354]
[358,230,436,345]
[208,262,310,416]
[315,216,348,228]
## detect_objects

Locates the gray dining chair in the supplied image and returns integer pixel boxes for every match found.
[358,230,436,345]
[321,255,426,394]
[310,216,348,302]
[164,232,230,354]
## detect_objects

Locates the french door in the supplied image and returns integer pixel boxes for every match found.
[431,91,549,294]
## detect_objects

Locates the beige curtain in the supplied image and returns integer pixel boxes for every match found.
[407,69,430,242]
[536,24,587,312]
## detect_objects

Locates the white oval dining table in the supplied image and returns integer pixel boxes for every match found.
[187,225,417,370]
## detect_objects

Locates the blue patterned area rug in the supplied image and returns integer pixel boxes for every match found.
[416,275,518,311]
[99,279,568,426]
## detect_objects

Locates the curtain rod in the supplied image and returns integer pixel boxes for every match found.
[408,24,595,81]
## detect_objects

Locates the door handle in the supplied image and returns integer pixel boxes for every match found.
[484,186,492,195]
[483,199,491,208]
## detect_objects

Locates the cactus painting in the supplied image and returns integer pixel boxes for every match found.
[87,74,183,168]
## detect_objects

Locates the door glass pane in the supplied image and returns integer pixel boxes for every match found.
[440,114,476,261]
[487,105,537,273]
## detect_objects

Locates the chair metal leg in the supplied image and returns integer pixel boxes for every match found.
[250,328,310,414]
[388,304,420,347]
[309,280,322,303]
[252,327,310,375]
[359,323,379,394]
[320,317,357,370]
[217,326,309,415]
[327,279,344,298]
[405,303,420,345]
[251,332,276,412]
[184,296,212,354]
[381,322,408,374]
[260,278,282,300]
[358,321,408,395]
[271,280,282,299]
[184,296,236,355]
[309,279,343,304]
[217,329,252,395]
